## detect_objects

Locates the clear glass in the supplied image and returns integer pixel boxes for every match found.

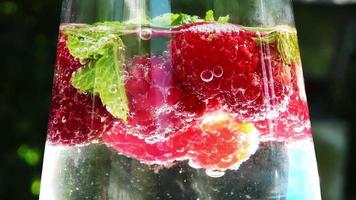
[40,0,321,199]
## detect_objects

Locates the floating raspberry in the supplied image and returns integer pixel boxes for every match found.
[47,33,114,145]
[170,22,292,119]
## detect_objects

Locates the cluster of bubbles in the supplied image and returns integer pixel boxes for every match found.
[200,66,224,83]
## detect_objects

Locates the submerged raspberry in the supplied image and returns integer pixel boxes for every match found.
[105,55,259,167]
[256,63,312,140]
[188,112,259,170]
[124,55,205,139]
[104,54,206,163]
[47,33,114,145]
[103,23,310,169]
[103,120,200,163]
[104,111,259,170]
[170,22,292,119]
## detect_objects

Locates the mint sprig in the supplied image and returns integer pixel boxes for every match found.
[151,13,201,27]
[205,10,215,22]
[253,26,300,65]
[65,28,128,120]
[205,10,230,23]
[150,10,229,28]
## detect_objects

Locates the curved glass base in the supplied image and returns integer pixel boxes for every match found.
[40,139,320,200]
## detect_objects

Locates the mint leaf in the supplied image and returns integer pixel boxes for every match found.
[275,30,300,65]
[93,46,128,120]
[253,26,300,65]
[217,15,230,23]
[151,13,201,27]
[205,10,215,22]
[65,28,106,61]
[66,26,128,120]
[205,10,229,23]
[171,13,201,26]
[151,13,180,27]
[150,10,229,28]
[93,21,127,31]
[71,64,96,91]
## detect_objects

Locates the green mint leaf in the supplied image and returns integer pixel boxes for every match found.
[151,13,201,27]
[93,21,127,30]
[65,28,106,61]
[71,64,96,91]
[205,10,215,22]
[254,33,277,44]
[151,13,180,27]
[275,30,300,65]
[253,26,300,65]
[204,10,229,23]
[66,26,128,120]
[217,15,230,23]
[93,46,128,120]
[150,10,229,28]
[172,13,201,26]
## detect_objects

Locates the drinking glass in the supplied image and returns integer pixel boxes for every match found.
[40,0,321,199]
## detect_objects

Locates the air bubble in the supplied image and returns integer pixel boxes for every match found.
[118,47,126,53]
[205,128,220,136]
[79,59,88,65]
[123,71,129,78]
[139,28,153,40]
[176,147,185,153]
[109,84,118,93]
[221,155,234,163]
[188,160,200,169]
[162,51,169,57]
[200,70,214,82]
[240,109,248,114]
[206,169,225,178]
[213,66,224,78]
[211,148,218,154]
[61,116,67,123]
[293,126,304,133]
[144,137,157,144]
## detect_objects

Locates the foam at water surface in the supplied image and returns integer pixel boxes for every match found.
[185,23,242,33]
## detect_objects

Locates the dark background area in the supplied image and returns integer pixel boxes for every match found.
[0,0,356,199]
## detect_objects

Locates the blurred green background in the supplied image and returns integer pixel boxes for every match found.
[0,0,356,199]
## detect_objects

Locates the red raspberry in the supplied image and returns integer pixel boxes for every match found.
[103,23,311,167]
[124,55,205,139]
[187,112,259,170]
[256,63,312,140]
[103,55,208,163]
[104,111,259,169]
[103,53,262,167]
[47,33,114,145]
[170,22,292,119]
[255,93,311,141]
[103,121,201,164]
